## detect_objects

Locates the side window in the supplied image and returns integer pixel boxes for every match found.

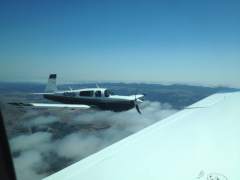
[95,91,101,97]
[79,91,94,97]
[104,90,110,97]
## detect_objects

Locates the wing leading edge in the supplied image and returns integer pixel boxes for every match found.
[9,102,90,109]
[44,92,240,180]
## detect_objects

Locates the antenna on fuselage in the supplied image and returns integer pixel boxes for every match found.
[96,84,100,88]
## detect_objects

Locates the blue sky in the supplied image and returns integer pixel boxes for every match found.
[0,0,240,87]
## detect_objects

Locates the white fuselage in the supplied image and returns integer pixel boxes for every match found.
[44,88,144,111]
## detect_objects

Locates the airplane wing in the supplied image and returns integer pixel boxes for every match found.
[9,102,90,109]
[43,92,240,180]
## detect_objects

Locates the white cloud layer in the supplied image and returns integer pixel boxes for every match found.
[9,101,177,180]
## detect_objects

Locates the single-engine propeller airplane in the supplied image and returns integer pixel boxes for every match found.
[9,74,145,114]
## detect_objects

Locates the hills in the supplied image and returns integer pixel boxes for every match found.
[0,82,238,109]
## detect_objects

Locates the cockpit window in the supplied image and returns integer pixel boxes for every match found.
[79,91,94,97]
[95,90,101,97]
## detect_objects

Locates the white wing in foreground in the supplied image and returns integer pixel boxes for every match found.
[43,92,240,180]
[9,102,90,109]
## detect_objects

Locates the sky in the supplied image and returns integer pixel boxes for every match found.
[0,0,240,87]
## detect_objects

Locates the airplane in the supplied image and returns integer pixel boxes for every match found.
[9,74,145,114]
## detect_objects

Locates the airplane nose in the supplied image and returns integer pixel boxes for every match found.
[135,95,144,104]
[138,94,145,102]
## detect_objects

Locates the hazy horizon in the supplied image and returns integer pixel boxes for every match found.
[0,79,239,89]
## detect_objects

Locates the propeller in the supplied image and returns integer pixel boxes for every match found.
[134,93,144,114]
[136,103,141,114]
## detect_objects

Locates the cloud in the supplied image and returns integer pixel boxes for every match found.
[13,151,47,180]
[10,132,52,153]
[55,132,103,160]
[27,116,58,127]
[10,133,54,180]
[54,101,177,160]
[9,101,177,180]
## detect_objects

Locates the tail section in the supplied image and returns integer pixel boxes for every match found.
[45,74,57,92]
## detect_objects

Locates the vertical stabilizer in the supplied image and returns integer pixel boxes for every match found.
[45,74,57,92]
